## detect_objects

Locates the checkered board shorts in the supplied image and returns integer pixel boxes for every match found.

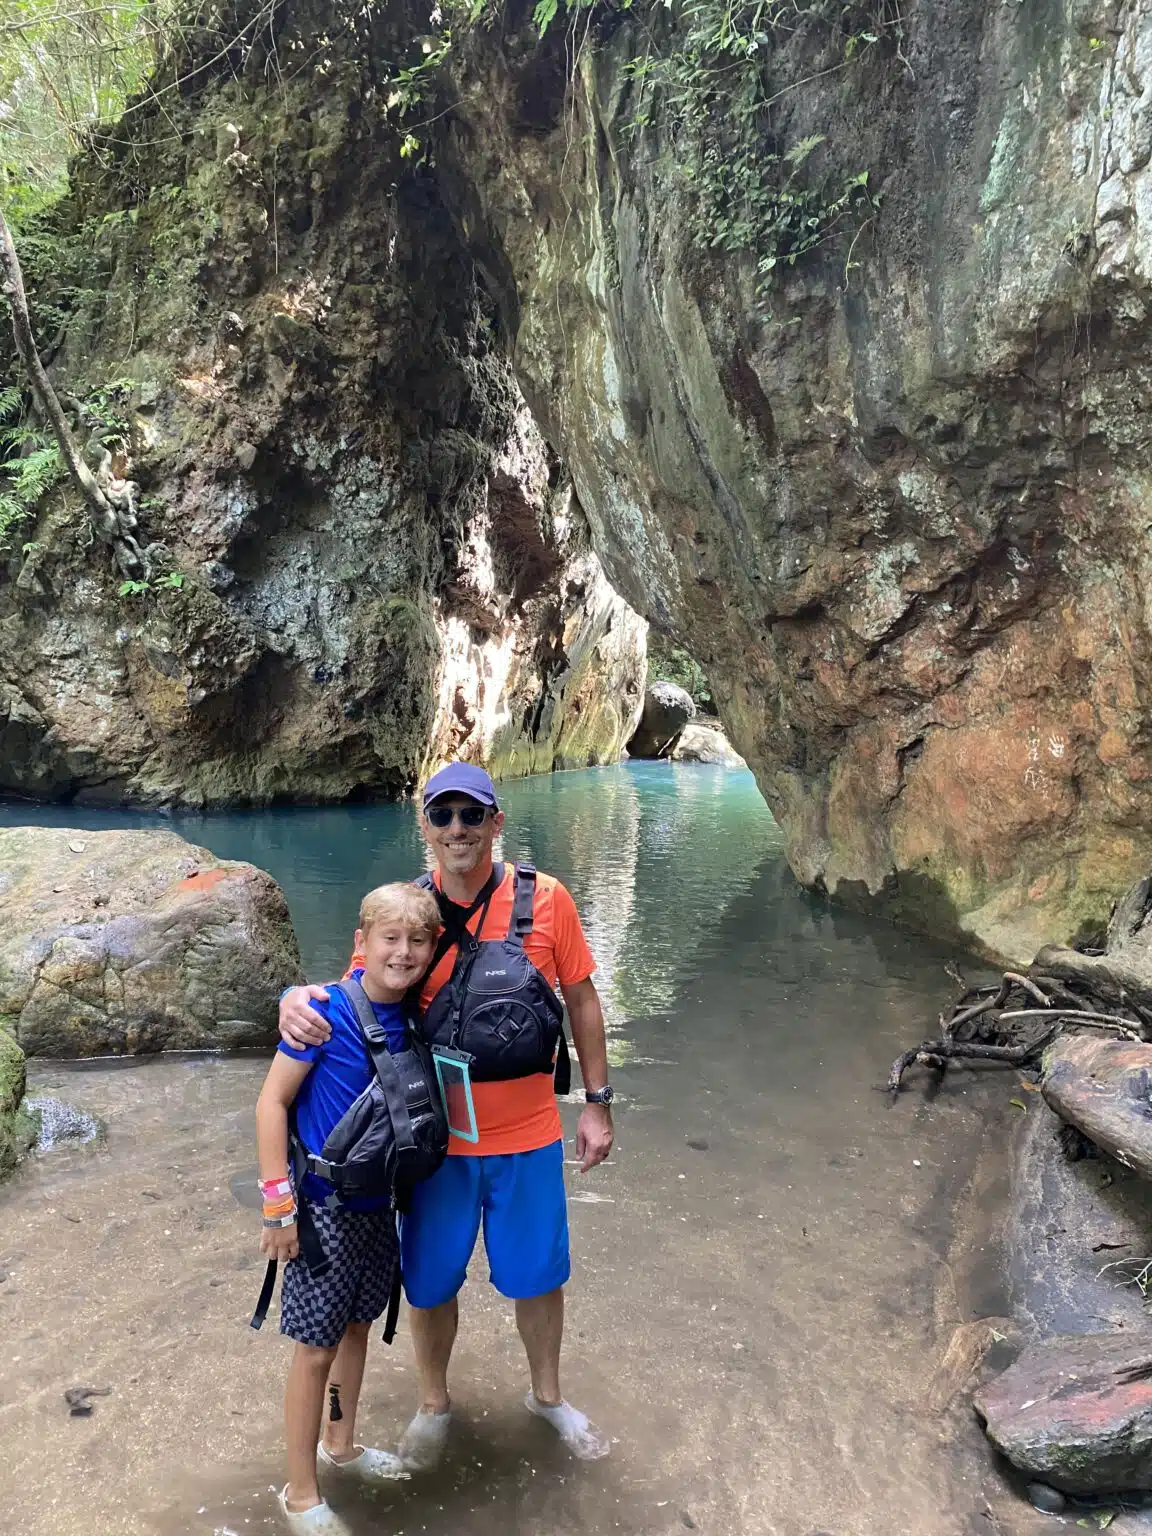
[280,1197,399,1349]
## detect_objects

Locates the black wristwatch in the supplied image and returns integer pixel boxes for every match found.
[585,1085,614,1106]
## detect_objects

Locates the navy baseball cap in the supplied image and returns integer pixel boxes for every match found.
[422,762,499,810]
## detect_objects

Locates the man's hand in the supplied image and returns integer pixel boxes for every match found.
[575,1104,613,1173]
[260,1220,300,1263]
[279,985,331,1051]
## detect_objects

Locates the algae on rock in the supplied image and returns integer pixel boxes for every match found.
[0,1027,35,1178]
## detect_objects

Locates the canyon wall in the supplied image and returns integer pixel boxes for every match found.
[441,0,1152,959]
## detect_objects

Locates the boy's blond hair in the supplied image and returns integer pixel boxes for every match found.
[358,882,441,938]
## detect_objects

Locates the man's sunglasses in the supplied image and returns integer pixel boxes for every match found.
[426,804,490,828]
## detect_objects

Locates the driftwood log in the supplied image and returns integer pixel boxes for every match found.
[1041,1036,1152,1181]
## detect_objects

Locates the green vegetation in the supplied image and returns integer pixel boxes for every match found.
[0,384,63,547]
[383,0,892,290]
[1,0,212,208]
[647,636,713,710]
[623,0,897,289]
[118,571,185,597]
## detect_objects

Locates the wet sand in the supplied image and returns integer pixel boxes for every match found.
[0,866,1046,1536]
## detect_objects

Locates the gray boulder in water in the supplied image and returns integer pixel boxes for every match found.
[627,682,696,759]
[672,721,746,767]
[0,826,304,1058]
[974,1333,1152,1493]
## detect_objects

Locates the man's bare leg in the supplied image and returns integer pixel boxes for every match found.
[398,1298,457,1469]
[515,1288,563,1405]
[518,1288,610,1461]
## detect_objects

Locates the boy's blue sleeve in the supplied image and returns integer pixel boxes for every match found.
[277,995,333,1064]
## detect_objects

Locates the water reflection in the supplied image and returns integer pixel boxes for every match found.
[0,764,784,1041]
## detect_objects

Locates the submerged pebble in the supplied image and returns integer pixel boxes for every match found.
[25,1098,102,1153]
[1026,1482,1067,1514]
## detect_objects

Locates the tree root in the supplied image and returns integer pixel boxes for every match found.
[888,964,1150,1098]
[0,208,146,579]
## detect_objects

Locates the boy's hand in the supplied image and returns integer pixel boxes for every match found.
[260,1221,300,1263]
[279,985,332,1051]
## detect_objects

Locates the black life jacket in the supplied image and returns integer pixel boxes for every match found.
[416,863,572,1092]
[250,976,448,1341]
[294,977,448,1206]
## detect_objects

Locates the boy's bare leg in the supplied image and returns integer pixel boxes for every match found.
[515,1288,563,1405]
[398,1299,457,1469]
[285,1341,339,1510]
[323,1321,371,1461]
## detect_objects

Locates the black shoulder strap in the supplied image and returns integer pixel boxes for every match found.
[508,863,536,945]
[408,863,505,1005]
[332,978,416,1157]
[250,1134,330,1331]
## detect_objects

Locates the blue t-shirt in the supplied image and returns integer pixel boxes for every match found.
[278,971,408,1211]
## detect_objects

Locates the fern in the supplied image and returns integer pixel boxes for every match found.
[0,441,65,551]
[7,445,64,505]
[0,387,22,423]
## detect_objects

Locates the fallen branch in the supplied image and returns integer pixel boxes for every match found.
[998,1008,1143,1040]
[0,206,145,577]
[887,1026,1060,1096]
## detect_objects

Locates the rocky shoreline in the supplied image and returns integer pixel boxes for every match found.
[894,873,1152,1517]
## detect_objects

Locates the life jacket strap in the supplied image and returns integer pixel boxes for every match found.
[249,1139,331,1331]
[508,863,537,944]
[382,1267,402,1345]
[332,978,418,1160]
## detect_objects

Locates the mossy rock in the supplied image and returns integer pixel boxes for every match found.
[0,1029,35,1179]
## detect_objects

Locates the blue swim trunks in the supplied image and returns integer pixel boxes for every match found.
[400,1140,570,1308]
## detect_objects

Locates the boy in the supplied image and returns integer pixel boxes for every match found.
[256,881,442,1535]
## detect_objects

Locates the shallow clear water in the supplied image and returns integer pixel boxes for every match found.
[0,763,1022,1535]
[0,762,786,1047]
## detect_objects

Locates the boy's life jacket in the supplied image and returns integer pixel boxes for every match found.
[414,862,572,1093]
[250,976,448,1340]
[295,977,449,1205]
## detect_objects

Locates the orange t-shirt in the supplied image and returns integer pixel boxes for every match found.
[347,865,595,1155]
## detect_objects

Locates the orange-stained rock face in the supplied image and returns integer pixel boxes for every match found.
[975,1333,1152,1494]
[442,0,1152,958]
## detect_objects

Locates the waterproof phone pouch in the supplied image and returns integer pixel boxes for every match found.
[432,1046,479,1143]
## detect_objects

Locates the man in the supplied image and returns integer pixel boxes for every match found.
[278,762,615,1464]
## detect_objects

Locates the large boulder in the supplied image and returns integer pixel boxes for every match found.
[1042,1036,1152,1183]
[672,721,747,768]
[0,827,303,1056]
[974,1334,1152,1495]
[627,681,696,759]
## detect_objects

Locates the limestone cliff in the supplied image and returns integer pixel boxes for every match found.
[439,0,1152,960]
[0,13,645,807]
[8,0,1152,959]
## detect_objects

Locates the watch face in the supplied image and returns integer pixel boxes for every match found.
[589,1086,613,1105]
